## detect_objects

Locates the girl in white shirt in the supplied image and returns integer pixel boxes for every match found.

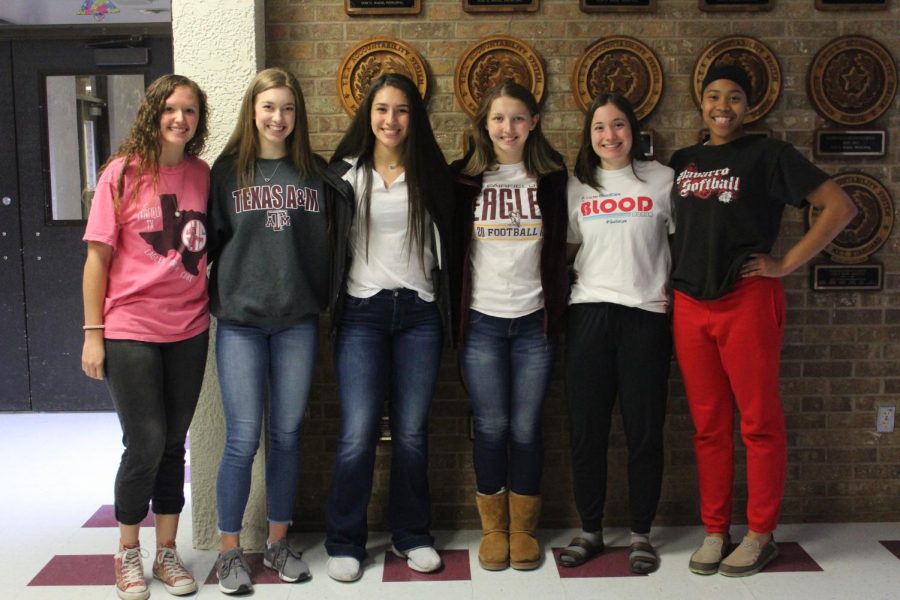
[561,93,674,574]
[323,73,455,583]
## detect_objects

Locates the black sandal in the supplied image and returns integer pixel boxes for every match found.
[559,536,604,568]
[629,540,659,574]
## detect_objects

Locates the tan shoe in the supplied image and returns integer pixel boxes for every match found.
[475,489,509,570]
[718,535,778,577]
[688,534,730,575]
[508,492,541,570]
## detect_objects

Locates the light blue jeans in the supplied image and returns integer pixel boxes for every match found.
[215,317,318,534]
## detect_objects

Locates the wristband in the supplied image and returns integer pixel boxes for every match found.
[82,324,105,330]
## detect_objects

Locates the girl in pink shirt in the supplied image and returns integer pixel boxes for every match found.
[81,74,210,600]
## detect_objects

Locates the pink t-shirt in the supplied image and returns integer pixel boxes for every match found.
[83,156,210,343]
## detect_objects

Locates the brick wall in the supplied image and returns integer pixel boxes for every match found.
[264,0,900,530]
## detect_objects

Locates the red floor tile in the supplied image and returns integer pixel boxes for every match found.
[553,546,647,578]
[762,542,823,573]
[878,540,900,560]
[204,552,284,585]
[82,505,155,528]
[29,554,115,586]
[383,549,471,582]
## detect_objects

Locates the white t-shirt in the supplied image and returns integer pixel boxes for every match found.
[567,160,675,313]
[470,162,543,318]
[344,158,435,301]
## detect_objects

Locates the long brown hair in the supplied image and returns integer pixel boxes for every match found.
[462,81,563,178]
[332,73,450,270]
[103,74,209,213]
[220,67,320,188]
[574,92,647,190]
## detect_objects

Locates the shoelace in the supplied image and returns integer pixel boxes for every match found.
[219,551,247,578]
[118,547,147,586]
[273,543,302,569]
[157,547,191,581]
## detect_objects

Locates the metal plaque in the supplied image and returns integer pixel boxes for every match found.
[815,130,886,157]
[454,35,545,117]
[336,37,429,116]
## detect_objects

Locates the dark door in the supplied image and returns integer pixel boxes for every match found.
[0,34,172,411]
[0,41,30,410]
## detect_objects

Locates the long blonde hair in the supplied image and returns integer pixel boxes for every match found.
[102,74,209,213]
[220,67,320,188]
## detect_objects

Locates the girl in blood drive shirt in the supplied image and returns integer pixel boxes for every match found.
[81,74,210,600]
[450,81,568,572]
[561,93,674,574]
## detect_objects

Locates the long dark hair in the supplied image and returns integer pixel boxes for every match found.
[220,67,320,188]
[332,73,448,269]
[574,92,647,190]
[103,74,209,213]
[462,80,563,178]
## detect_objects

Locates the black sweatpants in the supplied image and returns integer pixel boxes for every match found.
[105,330,209,525]
[565,303,671,534]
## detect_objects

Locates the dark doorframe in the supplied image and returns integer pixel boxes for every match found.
[0,30,172,411]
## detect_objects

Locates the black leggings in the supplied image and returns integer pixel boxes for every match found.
[565,303,671,534]
[105,331,209,525]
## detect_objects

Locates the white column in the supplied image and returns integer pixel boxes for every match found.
[171,0,268,551]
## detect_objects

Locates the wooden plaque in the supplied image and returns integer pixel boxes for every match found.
[808,35,897,126]
[336,37,429,116]
[808,172,894,264]
[692,35,781,124]
[454,35,545,117]
[700,0,772,10]
[571,36,664,120]
[581,0,656,11]
[462,0,539,12]
[345,0,421,15]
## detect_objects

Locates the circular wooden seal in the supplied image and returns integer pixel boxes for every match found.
[808,36,897,126]
[571,36,664,121]
[808,172,894,264]
[454,35,545,118]
[336,37,429,117]
[692,35,782,124]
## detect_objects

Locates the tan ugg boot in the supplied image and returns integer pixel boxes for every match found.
[475,490,509,570]
[509,491,542,570]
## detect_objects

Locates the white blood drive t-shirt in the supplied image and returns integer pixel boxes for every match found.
[470,162,543,318]
[566,160,675,313]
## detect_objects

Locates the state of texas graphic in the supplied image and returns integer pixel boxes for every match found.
[139,194,207,276]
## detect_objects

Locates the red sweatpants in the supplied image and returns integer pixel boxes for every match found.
[673,277,787,534]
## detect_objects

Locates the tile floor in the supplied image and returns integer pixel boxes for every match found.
[2,412,898,600]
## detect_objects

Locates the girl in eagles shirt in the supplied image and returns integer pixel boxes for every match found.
[207,68,337,594]
[451,81,568,572]
[82,74,210,600]
[669,64,856,577]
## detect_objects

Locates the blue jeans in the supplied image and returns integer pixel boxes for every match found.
[215,317,319,534]
[459,309,556,496]
[326,289,443,561]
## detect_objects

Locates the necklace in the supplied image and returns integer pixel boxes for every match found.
[257,160,283,183]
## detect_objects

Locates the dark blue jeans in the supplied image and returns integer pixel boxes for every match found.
[326,289,443,561]
[459,309,556,496]
[105,330,209,525]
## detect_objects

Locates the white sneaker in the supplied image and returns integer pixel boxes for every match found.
[392,545,442,573]
[327,556,362,582]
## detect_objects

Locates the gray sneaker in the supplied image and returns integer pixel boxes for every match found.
[263,539,311,583]
[216,547,253,595]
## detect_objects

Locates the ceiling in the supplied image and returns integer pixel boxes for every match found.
[0,0,171,26]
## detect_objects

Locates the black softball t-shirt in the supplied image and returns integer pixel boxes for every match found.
[668,135,829,300]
